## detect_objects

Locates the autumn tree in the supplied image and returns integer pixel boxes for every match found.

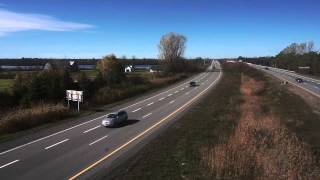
[96,54,124,86]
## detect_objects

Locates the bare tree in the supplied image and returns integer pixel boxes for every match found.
[158,32,187,72]
[158,32,186,62]
[307,41,315,52]
[281,41,316,55]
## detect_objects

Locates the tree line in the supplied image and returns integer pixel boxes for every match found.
[0,32,206,111]
[242,42,320,76]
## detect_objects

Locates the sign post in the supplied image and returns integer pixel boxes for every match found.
[66,90,83,112]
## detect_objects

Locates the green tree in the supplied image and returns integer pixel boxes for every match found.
[78,72,90,91]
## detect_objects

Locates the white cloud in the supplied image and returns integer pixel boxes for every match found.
[0,9,94,36]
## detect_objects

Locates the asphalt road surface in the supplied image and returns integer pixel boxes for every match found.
[247,63,320,98]
[0,61,222,180]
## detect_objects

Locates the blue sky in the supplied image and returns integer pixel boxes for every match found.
[0,0,319,58]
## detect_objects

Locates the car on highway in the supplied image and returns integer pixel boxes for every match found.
[295,78,304,83]
[102,111,128,127]
[189,81,197,87]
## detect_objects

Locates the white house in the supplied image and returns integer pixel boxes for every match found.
[125,65,134,73]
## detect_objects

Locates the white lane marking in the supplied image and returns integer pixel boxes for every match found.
[185,85,188,88]
[169,100,175,104]
[146,102,154,106]
[0,160,19,169]
[0,114,107,155]
[83,126,101,134]
[254,66,320,98]
[68,64,222,180]
[143,113,152,119]
[185,92,190,95]
[132,108,142,113]
[120,73,205,111]
[195,87,199,89]
[159,97,165,101]
[89,135,109,146]
[0,73,206,155]
[174,91,179,94]
[167,94,172,97]
[180,88,184,91]
[45,139,69,150]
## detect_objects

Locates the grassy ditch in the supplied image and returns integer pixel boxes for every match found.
[100,62,320,180]
[98,63,243,180]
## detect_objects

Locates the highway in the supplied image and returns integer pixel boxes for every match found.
[247,63,320,98]
[0,61,222,180]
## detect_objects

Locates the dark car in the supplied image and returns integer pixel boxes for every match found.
[102,111,128,127]
[189,81,197,87]
[264,67,269,70]
[295,78,304,83]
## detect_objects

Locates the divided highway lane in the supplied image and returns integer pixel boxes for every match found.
[0,61,222,180]
[248,63,320,98]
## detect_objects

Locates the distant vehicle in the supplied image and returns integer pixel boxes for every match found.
[102,111,128,127]
[189,81,197,87]
[264,67,269,70]
[295,78,304,83]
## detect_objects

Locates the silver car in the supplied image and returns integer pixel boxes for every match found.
[102,111,128,127]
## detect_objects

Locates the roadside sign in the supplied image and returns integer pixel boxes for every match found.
[66,90,83,112]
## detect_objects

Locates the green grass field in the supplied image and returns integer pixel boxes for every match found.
[0,79,14,91]
[80,69,98,78]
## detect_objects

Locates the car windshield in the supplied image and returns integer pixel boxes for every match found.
[107,114,117,118]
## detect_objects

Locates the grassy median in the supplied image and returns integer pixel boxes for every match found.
[98,62,320,180]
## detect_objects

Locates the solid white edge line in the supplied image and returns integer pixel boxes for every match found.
[0,115,106,155]
[83,125,101,134]
[69,64,222,180]
[45,139,69,150]
[0,73,207,155]
[254,66,320,98]
[143,113,152,119]
[89,135,109,146]
[119,73,206,111]
[0,160,19,169]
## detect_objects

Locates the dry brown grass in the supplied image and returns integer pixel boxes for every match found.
[0,103,69,135]
[201,75,320,180]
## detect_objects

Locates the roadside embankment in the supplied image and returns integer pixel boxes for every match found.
[100,62,320,180]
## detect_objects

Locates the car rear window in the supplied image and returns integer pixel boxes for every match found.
[107,114,117,118]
